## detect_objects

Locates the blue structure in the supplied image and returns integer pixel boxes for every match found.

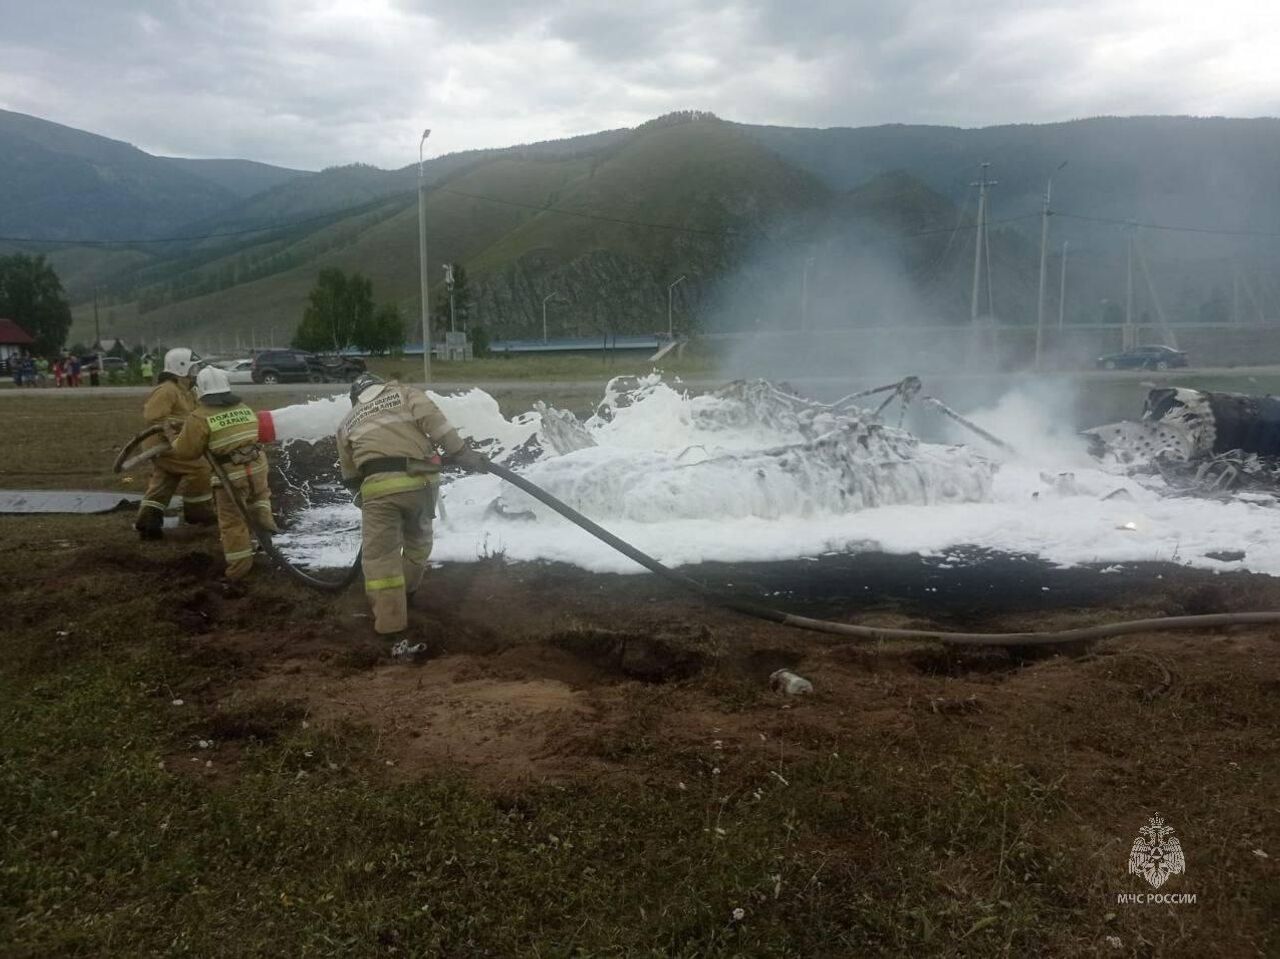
[489,334,664,355]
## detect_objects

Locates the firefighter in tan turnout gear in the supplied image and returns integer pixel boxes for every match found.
[169,366,279,581]
[133,348,215,539]
[336,374,487,637]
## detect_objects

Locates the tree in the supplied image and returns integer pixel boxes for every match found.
[293,268,374,352]
[0,253,72,355]
[353,303,406,355]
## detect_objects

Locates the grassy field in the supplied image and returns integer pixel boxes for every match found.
[2,372,1277,955]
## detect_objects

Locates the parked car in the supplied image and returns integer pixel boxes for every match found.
[314,353,367,382]
[215,358,255,385]
[250,349,326,384]
[80,354,129,373]
[250,349,367,384]
[1095,345,1189,371]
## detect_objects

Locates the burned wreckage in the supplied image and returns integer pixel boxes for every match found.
[1086,387,1280,497]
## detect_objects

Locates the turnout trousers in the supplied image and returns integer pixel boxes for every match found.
[135,454,215,532]
[213,466,277,580]
[360,483,436,635]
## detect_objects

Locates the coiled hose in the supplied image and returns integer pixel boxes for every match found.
[115,425,361,592]
[205,453,362,592]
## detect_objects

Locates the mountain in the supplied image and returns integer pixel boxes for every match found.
[0,109,1267,349]
[740,116,1280,256]
[0,109,306,241]
[162,157,308,198]
[69,116,840,346]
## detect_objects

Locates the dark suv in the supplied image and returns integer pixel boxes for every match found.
[251,350,324,384]
[250,351,367,384]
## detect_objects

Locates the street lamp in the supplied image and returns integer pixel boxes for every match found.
[542,291,560,342]
[417,128,432,384]
[667,274,687,338]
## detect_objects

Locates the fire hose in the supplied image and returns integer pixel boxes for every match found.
[115,425,361,592]
[484,462,1280,647]
[117,427,1280,646]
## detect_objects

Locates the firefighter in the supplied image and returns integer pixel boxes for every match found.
[133,347,215,540]
[335,373,487,637]
[169,365,279,582]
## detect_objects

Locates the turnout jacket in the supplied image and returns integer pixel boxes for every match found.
[170,399,269,484]
[336,382,465,501]
[143,378,197,428]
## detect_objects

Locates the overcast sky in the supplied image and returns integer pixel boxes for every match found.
[1,0,1277,171]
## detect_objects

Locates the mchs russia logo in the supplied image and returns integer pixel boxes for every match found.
[1128,815,1186,889]
[1116,814,1196,906]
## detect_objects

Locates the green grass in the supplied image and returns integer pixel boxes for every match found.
[0,532,1080,956]
[1,513,1276,955]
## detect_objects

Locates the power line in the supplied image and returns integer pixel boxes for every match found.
[1056,211,1280,239]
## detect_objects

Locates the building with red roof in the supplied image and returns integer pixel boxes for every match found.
[0,318,36,371]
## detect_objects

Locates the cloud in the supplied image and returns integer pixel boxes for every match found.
[0,0,1276,170]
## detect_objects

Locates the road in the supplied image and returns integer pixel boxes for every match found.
[5,366,1280,400]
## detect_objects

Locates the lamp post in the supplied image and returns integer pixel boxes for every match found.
[542,291,560,342]
[667,274,686,338]
[417,128,432,384]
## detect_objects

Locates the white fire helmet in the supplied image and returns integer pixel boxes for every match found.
[195,365,232,399]
[163,347,201,378]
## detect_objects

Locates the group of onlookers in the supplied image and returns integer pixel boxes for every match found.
[51,354,84,387]
[6,351,159,387]
[7,352,50,386]
[7,351,84,387]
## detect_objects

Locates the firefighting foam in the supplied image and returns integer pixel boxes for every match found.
[270,376,1280,576]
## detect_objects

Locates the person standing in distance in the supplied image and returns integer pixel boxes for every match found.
[336,374,487,639]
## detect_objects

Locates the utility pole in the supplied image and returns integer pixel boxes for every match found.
[801,254,814,331]
[542,291,559,342]
[1124,224,1135,349]
[1133,235,1177,349]
[442,264,456,333]
[667,274,687,337]
[1034,162,1066,372]
[417,128,432,384]
[1232,265,1241,325]
[969,162,996,323]
[1058,240,1069,329]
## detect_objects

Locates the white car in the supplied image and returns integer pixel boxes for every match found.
[215,358,255,384]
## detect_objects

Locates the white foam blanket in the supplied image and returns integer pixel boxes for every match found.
[272,377,1280,576]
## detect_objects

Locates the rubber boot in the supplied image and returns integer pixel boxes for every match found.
[183,500,218,527]
[135,509,164,542]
